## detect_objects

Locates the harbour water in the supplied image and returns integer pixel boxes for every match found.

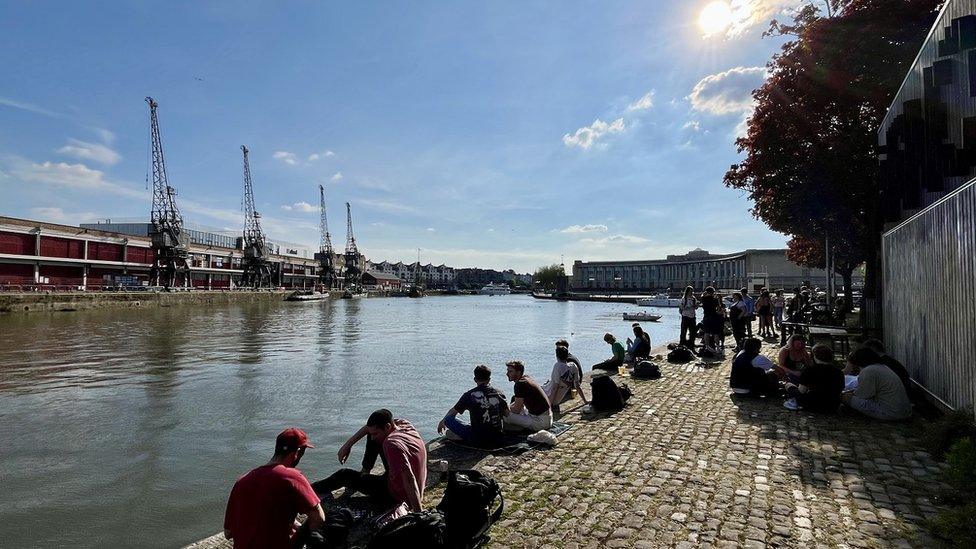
[0,295,678,548]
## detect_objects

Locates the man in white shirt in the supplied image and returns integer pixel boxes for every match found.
[543,345,581,413]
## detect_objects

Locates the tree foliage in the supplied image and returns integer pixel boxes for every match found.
[724,0,941,294]
[533,264,566,290]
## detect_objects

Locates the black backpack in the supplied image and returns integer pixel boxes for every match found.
[436,469,504,548]
[633,360,661,379]
[667,345,694,363]
[367,510,447,549]
[590,375,626,412]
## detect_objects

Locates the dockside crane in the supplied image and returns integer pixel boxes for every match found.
[343,202,362,289]
[315,184,338,290]
[145,97,190,289]
[239,145,276,288]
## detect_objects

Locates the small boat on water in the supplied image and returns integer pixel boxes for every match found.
[622,312,662,322]
[285,290,328,302]
[479,283,512,296]
[635,294,680,307]
[341,289,366,299]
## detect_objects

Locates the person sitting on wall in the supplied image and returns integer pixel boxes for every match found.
[502,360,553,432]
[625,323,651,363]
[841,348,912,421]
[555,339,587,404]
[861,338,914,401]
[543,345,584,413]
[312,409,427,524]
[729,337,779,397]
[783,343,845,412]
[224,428,324,548]
[593,333,626,371]
[776,334,814,382]
[437,365,509,448]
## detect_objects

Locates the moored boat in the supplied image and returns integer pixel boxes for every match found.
[479,283,512,296]
[635,294,680,307]
[285,290,328,302]
[622,312,662,322]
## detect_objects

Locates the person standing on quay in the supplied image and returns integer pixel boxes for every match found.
[740,287,755,337]
[699,287,722,353]
[729,292,748,351]
[678,285,698,348]
[224,428,324,549]
[772,289,786,331]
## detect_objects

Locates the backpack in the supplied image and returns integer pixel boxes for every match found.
[633,360,662,379]
[436,470,504,549]
[590,375,626,412]
[667,345,694,363]
[367,510,447,549]
[697,346,717,359]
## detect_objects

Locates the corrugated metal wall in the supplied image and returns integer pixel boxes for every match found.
[883,178,976,411]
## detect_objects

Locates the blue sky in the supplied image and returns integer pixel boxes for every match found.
[0,1,801,272]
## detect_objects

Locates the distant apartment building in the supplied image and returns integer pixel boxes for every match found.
[571,248,839,293]
[368,260,456,289]
[455,267,531,289]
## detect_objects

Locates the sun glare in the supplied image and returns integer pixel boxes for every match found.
[699,1,734,36]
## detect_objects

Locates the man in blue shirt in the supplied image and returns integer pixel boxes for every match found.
[438,365,509,447]
[740,287,755,337]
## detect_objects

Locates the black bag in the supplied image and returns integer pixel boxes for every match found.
[697,346,717,359]
[618,382,633,403]
[633,360,661,379]
[590,375,626,412]
[667,345,694,363]
[368,510,447,549]
[436,470,504,549]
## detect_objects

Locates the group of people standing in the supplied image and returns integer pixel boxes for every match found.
[677,285,791,354]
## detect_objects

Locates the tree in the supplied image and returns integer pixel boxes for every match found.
[724,0,940,310]
[533,264,566,291]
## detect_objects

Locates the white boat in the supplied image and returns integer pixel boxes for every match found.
[635,294,680,307]
[285,291,328,302]
[622,312,662,322]
[479,283,512,296]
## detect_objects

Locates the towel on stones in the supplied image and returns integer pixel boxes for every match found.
[434,421,572,455]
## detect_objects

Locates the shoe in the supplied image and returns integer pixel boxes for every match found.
[783,398,802,411]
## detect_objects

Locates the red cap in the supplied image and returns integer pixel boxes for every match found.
[276,428,314,452]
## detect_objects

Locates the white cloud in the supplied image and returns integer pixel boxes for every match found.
[307,150,336,162]
[426,227,435,232]
[683,121,701,132]
[579,234,652,246]
[562,118,626,150]
[627,91,655,111]
[27,206,100,225]
[95,128,115,144]
[281,201,317,213]
[331,172,343,182]
[11,160,144,199]
[357,198,418,214]
[0,96,59,117]
[57,138,122,166]
[725,0,804,38]
[558,224,609,234]
[272,151,298,165]
[687,66,767,115]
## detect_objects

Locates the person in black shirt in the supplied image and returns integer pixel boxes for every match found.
[729,337,779,396]
[438,365,509,447]
[783,344,844,412]
[699,287,722,352]
[862,339,914,401]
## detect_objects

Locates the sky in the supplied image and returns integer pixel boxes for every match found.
[0,0,806,272]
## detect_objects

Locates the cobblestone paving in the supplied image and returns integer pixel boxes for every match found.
[470,344,948,549]
[189,344,948,549]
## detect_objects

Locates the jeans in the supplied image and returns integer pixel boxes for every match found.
[443,414,503,447]
[679,315,697,347]
[311,437,394,506]
[849,396,911,421]
[503,408,553,432]
[593,357,623,371]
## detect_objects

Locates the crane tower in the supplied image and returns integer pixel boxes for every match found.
[239,145,276,288]
[343,202,362,289]
[145,97,190,288]
[315,184,338,289]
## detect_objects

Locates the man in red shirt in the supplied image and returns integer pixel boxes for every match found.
[224,428,324,548]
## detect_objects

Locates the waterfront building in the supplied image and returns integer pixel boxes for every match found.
[0,215,321,290]
[571,248,836,293]
[368,260,457,289]
[877,0,976,413]
[455,267,531,289]
[361,271,403,291]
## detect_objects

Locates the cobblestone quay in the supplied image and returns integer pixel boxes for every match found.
[191,343,948,548]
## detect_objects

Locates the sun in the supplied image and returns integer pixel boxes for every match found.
[698,1,734,36]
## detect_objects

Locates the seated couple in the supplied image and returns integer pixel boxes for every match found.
[624,324,651,364]
[437,362,554,447]
[731,337,844,412]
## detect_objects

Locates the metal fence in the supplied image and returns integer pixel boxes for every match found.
[883,177,976,412]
